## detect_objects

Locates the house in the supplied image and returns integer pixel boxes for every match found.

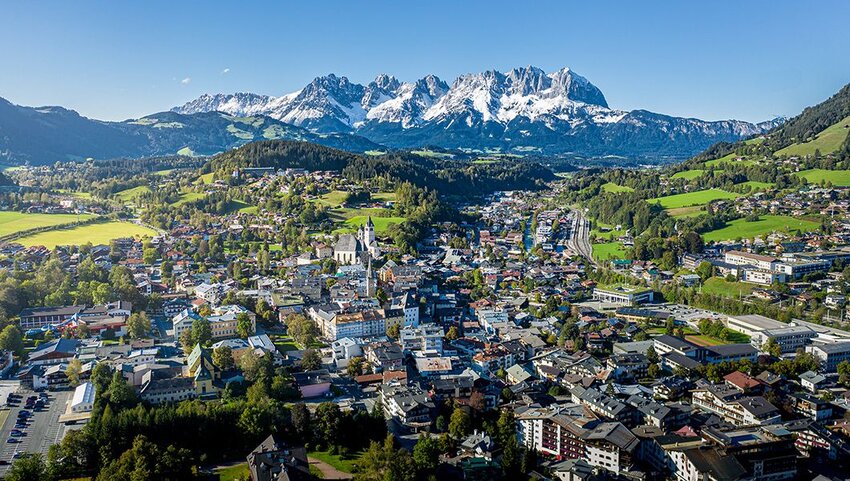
[293,370,331,398]
[27,339,79,366]
[246,434,310,481]
[799,370,828,393]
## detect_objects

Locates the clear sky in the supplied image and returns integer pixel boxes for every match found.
[2,0,849,122]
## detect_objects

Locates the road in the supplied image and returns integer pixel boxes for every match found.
[0,389,72,475]
[569,210,596,266]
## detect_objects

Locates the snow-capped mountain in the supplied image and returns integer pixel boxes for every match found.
[174,66,781,160]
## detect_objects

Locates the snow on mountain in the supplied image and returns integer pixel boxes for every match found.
[173,66,780,159]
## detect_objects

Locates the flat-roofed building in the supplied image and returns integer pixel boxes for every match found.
[592,285,654,306]
[805,341,850,372]
[725,314,786,338]
[751,325,817,354]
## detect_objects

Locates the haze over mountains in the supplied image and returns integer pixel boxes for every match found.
[1,66,784,165]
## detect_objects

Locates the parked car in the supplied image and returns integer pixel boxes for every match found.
[6,438,20,444]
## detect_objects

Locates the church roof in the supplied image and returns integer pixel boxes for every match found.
[335,234,363,253]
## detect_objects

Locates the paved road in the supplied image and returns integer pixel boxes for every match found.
[308,457,353,480]
[0,389,72,475]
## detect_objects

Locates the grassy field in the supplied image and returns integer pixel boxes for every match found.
[0,211,96,237]
[736,180,774,191]
[592,242,627,261]
[666,206,706,218]
[171,192,206,206]
[215,463,249,481]
[704,153,755,168]
[313,190,350,207]
[198,172,215,184]
[701,277,758,298]
[647,189,739,209]
[671,169,705,180]
[601,182,634,193]
[328,207,393,222]
[591,222,625,240]
[410,149,454,159]
[307,450,365,473]
[15,221,158,248]
[702,215,820,242]
[776,115,850,156]
[223,200,257,214]
[794,169,850,186]
[371,192,397,202]
[336,215,406,234]
[114,185,152,201]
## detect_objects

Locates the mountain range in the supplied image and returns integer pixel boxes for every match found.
[175,66,782,160]
[0,66,784,166]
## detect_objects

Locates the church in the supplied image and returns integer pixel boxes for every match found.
[334,217,381,265]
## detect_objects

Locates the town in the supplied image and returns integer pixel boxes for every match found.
[0,114,850,481]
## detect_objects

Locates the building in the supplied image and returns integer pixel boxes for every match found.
[70,381,95,413]
[724,251,778,271]
[806,341,850,372]
[725,314,786,338]
[333,217,379,265]
[400,324,444,354]
[27,339,79,366]
[246,435,310,481]
[591,285,654,306]
[691,381,781,426]
[293,370,331,398]
[750,325,817,354]
[19,305,84,329]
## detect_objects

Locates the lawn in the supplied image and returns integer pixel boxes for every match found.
[0,211,96,237]
[601,182,634,193]
[328,207,393,222]
[704,153,755,168]
[686,335,724,346]
[647,189,739,209]
[214,463,249,481]
[198,172,215,184]
[794,169,850,187]
[15,221,158,248]
[371,192,397,202]
[701,278,758,298]
[171,192,206,206]
[671,169,705,180]
[153,168,177,177]
[307,450,365,473]
[666,206,706,218]
[313,190,350,207]
[410,149,454,159]
[224,200,258,214]
[336,215,406,235]
[115,185,152,201]
[591,222,624,240]
[592,242,627,261]
[702,215,820,242]
[776,115,850,156]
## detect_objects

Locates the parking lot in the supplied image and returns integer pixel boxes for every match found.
[0,388,72,475]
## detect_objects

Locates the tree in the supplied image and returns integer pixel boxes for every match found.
[291,403,312,439]
[179,330,194,355]
[346,356,365,377]
[191,318,212,346]
[764,337,782,357]
[239,349,272,382]
[695,261,714,281]
[838,360,850,387]
[412,435,440,473]
[0,325,25,357]
[65,359,83,387]
[386,322,400,340]
[646,345,659,363]
[301,349,322,371]
[445,326,459,341]
[212,345,234,370]
[448,407,471,439]
[236,313,254,339]
[107,371,136,409]
[126,312,151,339]
[6,453,51,481]
[647,363,661,379]
[314,402,342,449]
[287,314,318,348]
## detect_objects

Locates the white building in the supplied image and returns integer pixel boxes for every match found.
[70,381,95,413]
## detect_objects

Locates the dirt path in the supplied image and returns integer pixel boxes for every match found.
[308,457,353,480]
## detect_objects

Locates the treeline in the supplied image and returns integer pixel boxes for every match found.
[205,140,556,197]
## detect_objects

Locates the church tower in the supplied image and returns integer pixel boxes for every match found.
[362,216,375,246]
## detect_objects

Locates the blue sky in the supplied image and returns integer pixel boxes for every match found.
[2,1,849,122]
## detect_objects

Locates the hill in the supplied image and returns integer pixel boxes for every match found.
[206,140,556,195]
[0,98,382,165]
